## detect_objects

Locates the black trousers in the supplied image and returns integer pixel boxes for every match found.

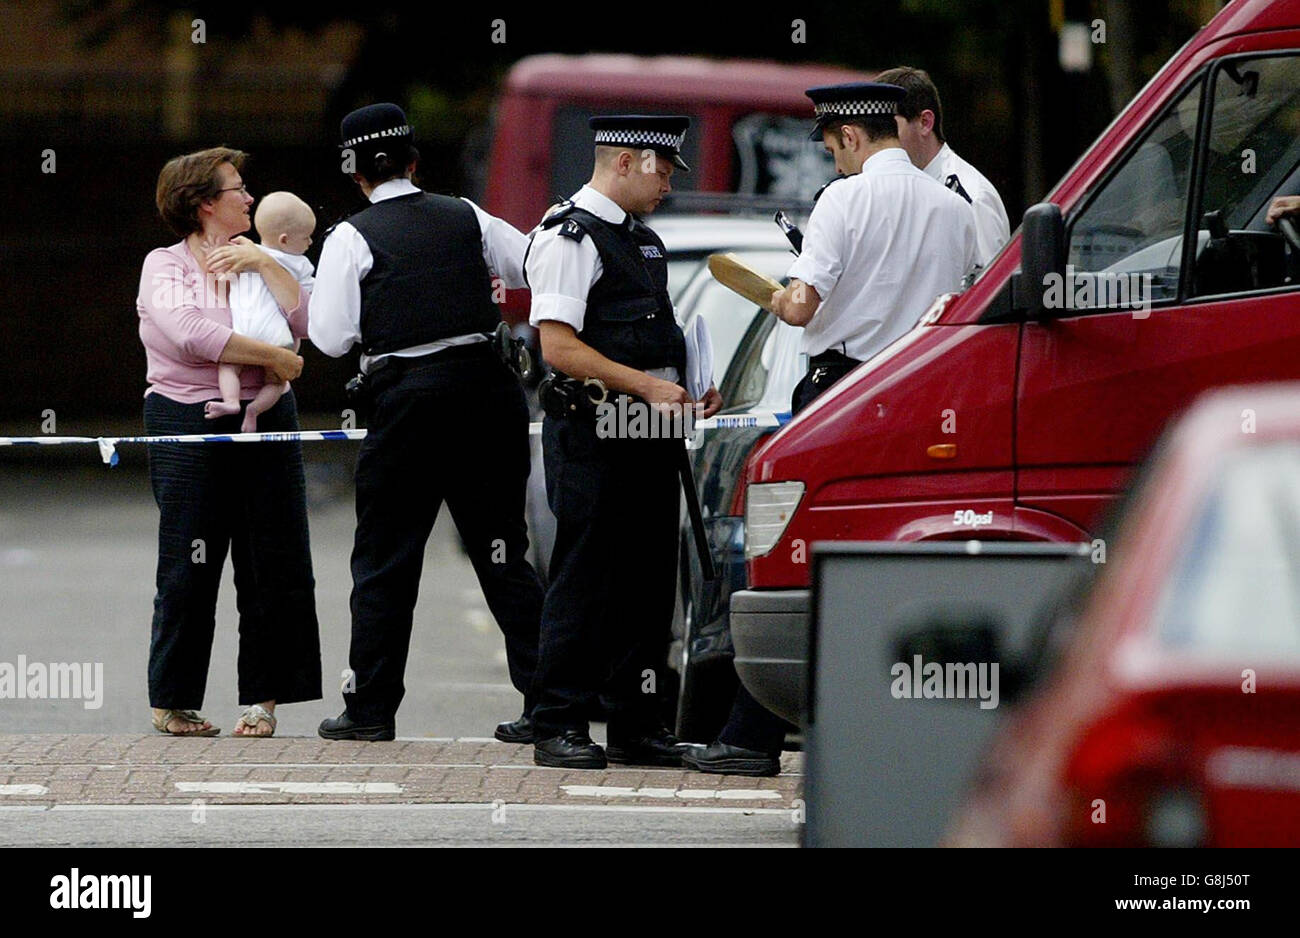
[530,412,680,740]
[145,390,321,709]
[343,346,544,725]
[716,361,860,754]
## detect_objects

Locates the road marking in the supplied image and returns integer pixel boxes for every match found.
[44,802,796,815]
[174,781,403,795]
[0,762,800,778]
[0,785,49,795]
[561,785,783,801]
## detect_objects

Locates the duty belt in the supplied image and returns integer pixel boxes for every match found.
[809,348,861,368]
[538,372,610,419]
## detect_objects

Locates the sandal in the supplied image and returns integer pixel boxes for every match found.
[233,703,277,738]
[152,709,220,737]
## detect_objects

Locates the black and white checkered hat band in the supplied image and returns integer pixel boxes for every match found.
[341,125,412,149]
[813,100,896,118]
[594,130,686,149]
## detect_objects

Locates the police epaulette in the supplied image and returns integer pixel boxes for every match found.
[540,199,576,226]
[813,175,846,204]
[540,203,586,242]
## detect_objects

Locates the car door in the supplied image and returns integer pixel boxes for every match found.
[1016,53,1300,535]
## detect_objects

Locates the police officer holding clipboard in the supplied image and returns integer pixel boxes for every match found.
[524,115,723,768]
[309,103,544,742]
[684,83,978,776]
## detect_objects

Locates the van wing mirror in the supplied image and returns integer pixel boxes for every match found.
[1012,203,1066,318]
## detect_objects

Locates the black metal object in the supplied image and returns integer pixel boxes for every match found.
[678,443,717,582]
[774,210,803,254]
[490,322,536,382]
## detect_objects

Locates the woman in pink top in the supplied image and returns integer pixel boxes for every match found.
[136,147,321,737]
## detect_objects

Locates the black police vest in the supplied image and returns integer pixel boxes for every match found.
[533,205,686,377]
[347,192,500,356]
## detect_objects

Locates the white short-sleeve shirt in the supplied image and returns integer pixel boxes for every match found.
[308,177,529,373]
[923,143,1011,268]
[525,185,678,383]
[787,147,978,362]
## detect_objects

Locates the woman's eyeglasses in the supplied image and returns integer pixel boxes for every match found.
[218,184,249,196]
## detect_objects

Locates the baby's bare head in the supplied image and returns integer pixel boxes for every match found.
[254,191,316,254]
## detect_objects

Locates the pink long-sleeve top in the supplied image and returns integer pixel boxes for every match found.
[136,239,309,403]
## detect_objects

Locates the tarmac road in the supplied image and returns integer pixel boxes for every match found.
[0,452,523,739]
[0,448,801,846]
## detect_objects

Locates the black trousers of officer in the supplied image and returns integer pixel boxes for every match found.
[716,356,860,754]
[344,343,544,725]
[531,408,680,740]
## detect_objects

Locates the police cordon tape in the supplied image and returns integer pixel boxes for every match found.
[0,411,791,466]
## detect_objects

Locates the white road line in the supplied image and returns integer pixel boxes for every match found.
[0,762,800,777]
[42,803,796,815]
[175,781,403,795]
[561,784,783,800]
[0,784,49,795]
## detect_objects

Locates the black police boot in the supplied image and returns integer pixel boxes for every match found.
[318,711,396,742]
[681,740,780,777]
[534,730,607,769]
[494,712,534,744]
[606,726,691,767]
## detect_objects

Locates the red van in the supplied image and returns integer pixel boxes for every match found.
[732,0,1300,722]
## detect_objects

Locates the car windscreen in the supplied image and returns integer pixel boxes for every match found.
[1155,442,1300,658]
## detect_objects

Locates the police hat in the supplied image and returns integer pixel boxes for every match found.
[589,115,691,172]
[340,102,413,156]
[805,82,905,139]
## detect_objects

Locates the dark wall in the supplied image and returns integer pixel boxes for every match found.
[0,142,378,431]
[0,0,1205,425]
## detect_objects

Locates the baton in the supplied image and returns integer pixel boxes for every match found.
[677,443,717,581]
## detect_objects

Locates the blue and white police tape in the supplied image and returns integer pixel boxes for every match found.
[0,411,791,466]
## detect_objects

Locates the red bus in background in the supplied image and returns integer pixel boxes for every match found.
[481,55,872,322]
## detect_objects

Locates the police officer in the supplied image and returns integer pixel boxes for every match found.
[525,115,722,768]
[772,82,978,413]
[683,83,977,776]
[877,66,1011,267]
[309,103,544,742]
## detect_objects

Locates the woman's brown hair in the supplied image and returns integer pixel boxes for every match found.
[155,146,248,237]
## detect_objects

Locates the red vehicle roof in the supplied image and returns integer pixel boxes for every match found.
[503,54,873,108]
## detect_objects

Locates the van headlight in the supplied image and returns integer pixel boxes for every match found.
[744,482,805,559]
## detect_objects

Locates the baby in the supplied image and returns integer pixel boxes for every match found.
[206,191,316,433]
